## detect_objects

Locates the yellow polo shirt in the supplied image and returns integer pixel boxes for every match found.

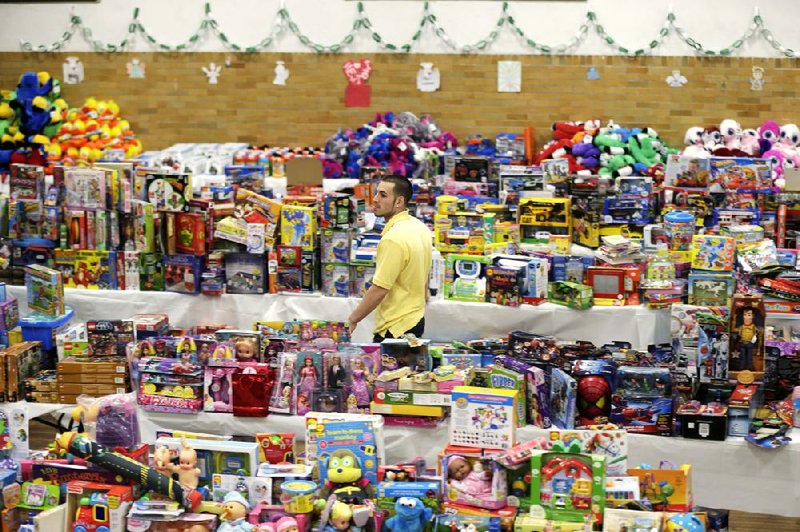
[372,210,432,337]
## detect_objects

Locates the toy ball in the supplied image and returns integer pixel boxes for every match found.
[577,375,611,419]
[665,513,705,532]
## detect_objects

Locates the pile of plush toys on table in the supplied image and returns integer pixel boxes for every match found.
[0,386,729,531]
[0,71,142,173]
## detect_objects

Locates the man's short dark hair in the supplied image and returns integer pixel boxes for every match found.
[383,175,413,207]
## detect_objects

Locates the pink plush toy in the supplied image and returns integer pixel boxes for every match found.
[758,120,780,154]
[740,129,761,156]
[719,119,742,150]
[762,148,788,182]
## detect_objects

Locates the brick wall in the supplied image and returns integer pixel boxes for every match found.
[0,52,794,152]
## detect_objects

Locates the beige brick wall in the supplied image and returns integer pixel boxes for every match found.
[1,52,795,152]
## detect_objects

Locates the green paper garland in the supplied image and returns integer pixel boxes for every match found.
[18,2,797,58]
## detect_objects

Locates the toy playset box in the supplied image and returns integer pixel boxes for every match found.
[528,442,606,524]
[434,212,496,255]
[449,386,518,449]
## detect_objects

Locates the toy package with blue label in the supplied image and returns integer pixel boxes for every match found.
[709,157,772,191]
[322,263,351,298]
[603,197,654,225]
[611,366,673,434]
[549,368,577,429]
[550,255,594,283]
[315,419,380,495]
[491,254,548,303]
[163,254,203,294]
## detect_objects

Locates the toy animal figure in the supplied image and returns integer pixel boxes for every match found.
[385,497,433,532]
[319,449,374,502]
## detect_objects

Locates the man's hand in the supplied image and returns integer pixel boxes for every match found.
[348,316,359,335]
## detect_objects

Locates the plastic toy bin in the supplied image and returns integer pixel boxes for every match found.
[20,306,74,350]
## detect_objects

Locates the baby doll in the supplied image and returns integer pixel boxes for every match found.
[324,501,354,532]
[236,339,258,362]
[153,445,173,477]
[172,439,202,488]
[447,456,491,496]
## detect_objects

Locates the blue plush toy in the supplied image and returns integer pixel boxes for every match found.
[385,497,432,532]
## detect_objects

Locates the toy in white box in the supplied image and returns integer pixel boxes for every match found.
[449,386,518,449]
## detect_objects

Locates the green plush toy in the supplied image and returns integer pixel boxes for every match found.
[599,153,635,177]
[628,135,661,167]
[593,133,627,155]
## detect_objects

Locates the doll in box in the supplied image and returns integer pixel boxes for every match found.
[349,357,373,407]
[298,355,320,393]
[444,455,506,510]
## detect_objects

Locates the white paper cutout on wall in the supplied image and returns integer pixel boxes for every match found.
[274,61,289,85]
[126,59,145,79]
[202,63,222,84]
[750,66,765,91]
[225,56,233,68]
[62,57,84,85]
[417,62,440,92]
[497,61,521,93]
[587,66,600,81]
[666,70,688,87]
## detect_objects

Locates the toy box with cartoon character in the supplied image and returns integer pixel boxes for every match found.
[547,281,593,310]
[708,157,772,191]
[626,464,693,512]
[445,254,490,303]
[486,265,524,307]
[549,369,577,429]
[449,386,518,449]
[281,203,316,251]
[434,212,495,255]
[687,272,735,307]
[315,420,379,502]
[611,367,673,435]
[491,255,548,303]
[135,171,192,212]
[528,442,606,524]
[690,235,735,272]
[442,453,507,510]
[518,198,571,243]
[138,357,204,414]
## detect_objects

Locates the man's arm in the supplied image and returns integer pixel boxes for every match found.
[348,284,390,333]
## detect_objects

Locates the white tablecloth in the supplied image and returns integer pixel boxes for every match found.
[131,407,800,518]
[6,287,670,349]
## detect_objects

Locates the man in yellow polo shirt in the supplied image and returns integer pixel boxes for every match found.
[348,175,432,342]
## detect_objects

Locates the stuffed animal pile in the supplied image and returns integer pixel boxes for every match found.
[0,71,66,171]
[535,120,677,181]
[323,112,458,179]
[680,119,800,185]
[48,96,143,167]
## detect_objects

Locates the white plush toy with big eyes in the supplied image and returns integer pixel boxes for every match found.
[778,123,800,156]
[719,119,742,150]
[681,127,710,158]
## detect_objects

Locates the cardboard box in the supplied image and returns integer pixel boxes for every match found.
[57,373,128,385]
[58,383,128,396]
[372,390,451,407]
[627,465,693,512]
[58,356,128,374]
